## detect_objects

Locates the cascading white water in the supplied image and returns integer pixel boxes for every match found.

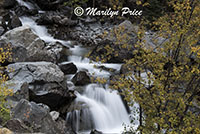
[67,53,131,133]
[67,84,130,133]
[19,17,71,47]
[16,0,132,133]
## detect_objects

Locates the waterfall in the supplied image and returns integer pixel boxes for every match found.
[16,0,133,133]
[67,84,130,133]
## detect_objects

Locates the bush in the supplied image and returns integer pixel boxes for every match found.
[0,46,13,125]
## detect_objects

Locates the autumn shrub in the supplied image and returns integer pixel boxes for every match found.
[91,0,200,133]
[0,46,13,125]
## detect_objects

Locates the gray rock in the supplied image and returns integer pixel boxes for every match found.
[8,15,22,29]
[0,26,4,35]
[1,26,65,63]
[11,99,66,134]
[6,82,29,103]
[0,39,27,63]
[7,62,64,83]
[50,111,60,121]
[6,62,76,116]
[4,119,32,133]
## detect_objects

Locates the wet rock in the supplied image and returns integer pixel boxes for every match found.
[59,62,78,75]
[4,119,31,133]
[90,129,103,134]
[71,71,91,86]
[32,0,61,10]
[67,106,94,131]
[11,99,66,134]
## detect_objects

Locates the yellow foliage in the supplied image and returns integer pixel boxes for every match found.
[92,0,200,133]
[0,46,13,124]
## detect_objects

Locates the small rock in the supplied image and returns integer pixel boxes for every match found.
[50,111,60,121]
[71,71,91,86]
[59,62,78,75]
[8,15,22,29]
[90,129,103,134]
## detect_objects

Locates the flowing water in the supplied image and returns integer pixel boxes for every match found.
[16,1,133,133]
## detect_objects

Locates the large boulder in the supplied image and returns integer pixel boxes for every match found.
[11,99,71,134]
[29,82,76,114]
[6,62,64,84]
[1,26,66,63]
[71,71,91,86]
[59,62,78,75]
[6,62,76,115]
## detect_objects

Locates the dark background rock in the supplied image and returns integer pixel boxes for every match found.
[3,0,17,9]
[32,0,61,11]
[90,40,134,63]
[14,6,38,16]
